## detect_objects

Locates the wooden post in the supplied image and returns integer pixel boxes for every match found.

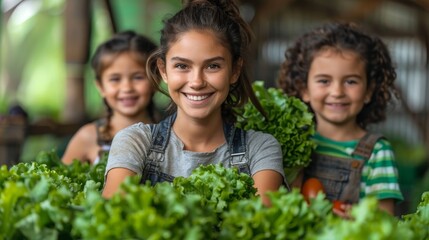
[63,0,91,123]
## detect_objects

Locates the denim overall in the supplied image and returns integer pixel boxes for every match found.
[95,118,112,163]
[140,113,250,185]
[303,133,383,203]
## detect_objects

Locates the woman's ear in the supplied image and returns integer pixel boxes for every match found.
[157,58,167,83]
[230,58,243,84]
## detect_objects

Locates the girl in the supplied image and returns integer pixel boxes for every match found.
[278,22,403,215]
[61,31,159,165]
[102,0,285,205]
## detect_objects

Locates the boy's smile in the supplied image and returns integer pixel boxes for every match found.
[303,48,372,130]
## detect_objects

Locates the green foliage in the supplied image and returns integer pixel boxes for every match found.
[236,81,317,182]
[400,192,429,240]
[173,164,257,214]
[74,178,218,240]
[220,188,331,239]
[0,162,84,239]
[1,152,429,239]
[309,197,414,240]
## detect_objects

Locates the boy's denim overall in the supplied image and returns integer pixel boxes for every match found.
[303,133,383,203]
[140,113,250,185]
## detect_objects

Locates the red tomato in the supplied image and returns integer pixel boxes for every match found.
[301,178,324,203]
[332,200,345,212]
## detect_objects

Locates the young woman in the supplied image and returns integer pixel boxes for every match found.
[102,0,286,206]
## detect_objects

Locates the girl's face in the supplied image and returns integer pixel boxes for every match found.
[97,52,154,118]
[302,48,372,128]
[158,29,240,122]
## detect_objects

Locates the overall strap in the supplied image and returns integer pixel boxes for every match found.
[352,133,384,160]
[148,113,176,154]
[223,123,249,174]
[141,113,176,185]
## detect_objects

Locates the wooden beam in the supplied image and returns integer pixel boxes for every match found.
[63,0,91,124]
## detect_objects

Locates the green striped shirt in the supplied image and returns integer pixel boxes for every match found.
[313,133,404,201]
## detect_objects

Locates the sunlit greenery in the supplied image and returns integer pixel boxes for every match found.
[0,0,178,120]
[1,0,179,161]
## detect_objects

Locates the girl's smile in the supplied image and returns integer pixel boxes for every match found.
[98,52,154,118]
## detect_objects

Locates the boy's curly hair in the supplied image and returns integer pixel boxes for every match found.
[277,22,400,129]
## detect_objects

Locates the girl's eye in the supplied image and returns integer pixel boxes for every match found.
[133,74,146,80]
[108,77,120,82]
[316,79,329,84]
[345,79,358,85]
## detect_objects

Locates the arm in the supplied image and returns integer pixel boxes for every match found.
[363,139,403,215]
[102,168,136,198]
[253,170,283,206]
[61,124,97,164]
[101,123,149,198]
[378,198,395,215]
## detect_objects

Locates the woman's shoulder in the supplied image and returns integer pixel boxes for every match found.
[246,129,272,137]
[245,129,280,144]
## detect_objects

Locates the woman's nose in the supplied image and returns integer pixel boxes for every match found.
[189,69,206,89]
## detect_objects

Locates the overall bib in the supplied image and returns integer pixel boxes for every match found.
[303,133,383,203]
[140,113,250,185]
[95,118,112,164]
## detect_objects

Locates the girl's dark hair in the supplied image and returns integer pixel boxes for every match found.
[91,30,158,139]
[277,22,400,128]
[146,0,266,123]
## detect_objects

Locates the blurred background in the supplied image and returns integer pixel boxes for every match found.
[0,0,428,216]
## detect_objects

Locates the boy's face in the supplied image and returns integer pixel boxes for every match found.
[302,48,372,130]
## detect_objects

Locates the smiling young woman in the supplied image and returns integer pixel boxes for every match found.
[102,0,287,206]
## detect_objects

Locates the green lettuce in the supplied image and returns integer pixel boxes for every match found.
[236,81,316,182]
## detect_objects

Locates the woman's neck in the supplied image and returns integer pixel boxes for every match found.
[173,113,225,152]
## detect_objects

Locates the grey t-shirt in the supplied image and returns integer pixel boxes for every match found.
[105,122,285,180]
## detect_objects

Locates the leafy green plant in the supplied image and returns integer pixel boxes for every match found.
[400,191,429,240]
[220,188,331,240]
[2,153,429,239]
[236,81,316,182]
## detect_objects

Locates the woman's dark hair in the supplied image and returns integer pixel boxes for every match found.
[277,22,400,128]
[91,30,158,139]
[146,0,266,123]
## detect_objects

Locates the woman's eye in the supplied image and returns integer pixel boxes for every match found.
[174,63,187,70]
[207,63,220,70]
